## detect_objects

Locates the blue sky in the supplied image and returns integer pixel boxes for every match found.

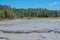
[0,0,60,10]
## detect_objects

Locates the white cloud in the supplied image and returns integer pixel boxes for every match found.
[49,2,58,6]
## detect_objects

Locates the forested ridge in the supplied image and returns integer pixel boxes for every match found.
[0,4,60,19]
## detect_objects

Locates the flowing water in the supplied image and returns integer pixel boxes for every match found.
[0,18,60,40]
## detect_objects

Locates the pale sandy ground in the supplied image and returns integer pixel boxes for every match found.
[0,32,60,40]
[0,18,60,40]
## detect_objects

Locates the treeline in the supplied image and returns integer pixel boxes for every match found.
[0,4,60,19]
[15,8,60,18]
[0,5,14,19]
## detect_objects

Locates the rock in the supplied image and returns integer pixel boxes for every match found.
[0,37,9,40]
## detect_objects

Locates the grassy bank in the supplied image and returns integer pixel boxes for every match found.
[0,17,60,22]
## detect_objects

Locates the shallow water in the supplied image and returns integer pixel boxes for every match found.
[0,19,60,40]
[0,19,60,30]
